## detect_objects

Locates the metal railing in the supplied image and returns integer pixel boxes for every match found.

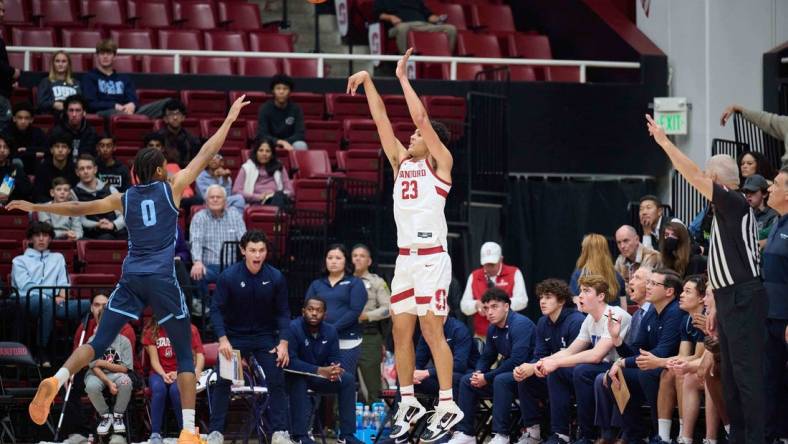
[8,45,641,82]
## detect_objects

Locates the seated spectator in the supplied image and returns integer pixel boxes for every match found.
[84,308,133,438]
[50,95,99,162]
[11,222,88,365]
[155,99,201,167]
[447,288,535,444]
[413,309,477,398]
[143,319,205,444]
[96,136,131,192]
[38,177,82,240]
[256,75,307,151]
[352,244,391,403]
[512,279,584,444]
[233,140,294,207]
[742,174,778,234]
[61,293,136,441]
[533,275,632,443]
[658,221,706,278]
[305,244,367,378]
[688,203,714,256]
[196,154,244,211]
[603,269,684,443]
[82,39,169,118]
[72,154,127,240]
[738,150,777,184]
[36,51,81,115]
[721,104,788,166]
[189,184,246,298]
[0,135,32,204]
[286,296,362,444]
[133,133,197,201]
[374,0,457,53]
[2,101,47,174]
[32,133,77,202]
[639,195,669,249]
[569,233,625,305]
[460,241,528,338]
[613,224,661,286]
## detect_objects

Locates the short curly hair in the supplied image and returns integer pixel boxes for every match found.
[430,120,451,147]
[535,278,572,304]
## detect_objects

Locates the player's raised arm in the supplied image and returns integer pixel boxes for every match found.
[347,70,408,171]
[396,48,453,179]
[172,95,250,197]
[6,192,123,217]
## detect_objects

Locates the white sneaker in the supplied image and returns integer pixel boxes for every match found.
[207,431,224,444]
[489,434,510,444]
[271,430,296,444]
[420,401,465,443]
[196,370,217,393]
[389,397,427,439]
[446,431,475,444]
[112,413,126,434]
[97,413,113,435]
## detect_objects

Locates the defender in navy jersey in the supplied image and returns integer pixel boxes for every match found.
[10,95,249,444]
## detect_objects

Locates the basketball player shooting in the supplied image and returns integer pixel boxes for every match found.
[8,95,250,444]
[347,49,462,443]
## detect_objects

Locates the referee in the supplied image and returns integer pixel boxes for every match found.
[763,166,788,443]
[646,115,767,444]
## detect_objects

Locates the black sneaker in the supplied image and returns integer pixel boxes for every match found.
[419,402,464,443]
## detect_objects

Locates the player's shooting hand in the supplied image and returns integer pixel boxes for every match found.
[346,71,369,96]
[646,114,670,147]
[396,48,413,80]
[4,200,34,212]
[227,95,251,122]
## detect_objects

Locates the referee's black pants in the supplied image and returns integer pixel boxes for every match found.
[714,279,767,444]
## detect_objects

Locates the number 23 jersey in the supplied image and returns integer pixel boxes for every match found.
[393,158,451,249]
[122,181,179,274]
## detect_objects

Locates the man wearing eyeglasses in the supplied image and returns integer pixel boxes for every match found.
[460,242,528,339]
[603,268,683,443]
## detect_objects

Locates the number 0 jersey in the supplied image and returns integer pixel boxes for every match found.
[393,158,451,249]
[121,181,179,275]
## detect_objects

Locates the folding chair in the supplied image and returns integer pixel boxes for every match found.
[207,354,270,444]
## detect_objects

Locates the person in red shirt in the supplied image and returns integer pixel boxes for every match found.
[460,242,529,338]
[143,320,205,444]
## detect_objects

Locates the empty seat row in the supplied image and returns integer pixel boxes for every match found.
[4,0,268,31]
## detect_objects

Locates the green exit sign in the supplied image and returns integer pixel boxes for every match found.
[654,97,688,135]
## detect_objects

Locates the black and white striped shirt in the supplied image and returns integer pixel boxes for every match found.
[708,183,761,289]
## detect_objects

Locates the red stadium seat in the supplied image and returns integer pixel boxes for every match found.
[243,207,287,257]
[230,91,270,120]
[110,29,155,49]
[381,95,410,122]
[470,4,514,31]
[8,53,30,72]
[126,0,172,28]
[335,150,347,171]
[422,96,466,121]
[110,115,154,145]
[277,148,295,175]
[33,113,57,132]
[200,118,246,147]
[245,120,258,141]
[248,32,294,52]
[10,87,32,106]
[506,33,552,59]
[508,65,537,81]
[204,31,247,51]
[157,29,202,50]
[217,0,262,31]
[293,178,334,216]
[142,55,185,73]
[545,66,581,83]
[180,90,227,118]
[61,28,103,48]
[343,149,382,183]
[203,342,219,367]
[0,210,30,242]
[283,59,321,78]
[292,150,344,179]
[442,63,485,80]
[47,240,78,272]
[4,0,31,25]
[32,0,79,26]
[426,3,466,30]
[70,273,117,287]
[190,57,235,75]
[290,92,324,120]
[325,93,370,120]
[80,0,127,27]
[173,0,217,30]
[407,31,451,79]
[41,52,90,72]
[12,27,56,46]
[457,31,502,58]
[0,239,22,278]
[343,119,380,151]
[237,58,281,76]
[77,240,127,279]
[137,89,178,106]
[304,120,341,162]
[393,121,415,146]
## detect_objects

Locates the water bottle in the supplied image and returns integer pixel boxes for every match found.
[363,405,371,428]
[0,170,16,198]
[356,403,364,429]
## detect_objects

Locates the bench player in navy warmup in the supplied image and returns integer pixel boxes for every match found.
[10,95,249,444]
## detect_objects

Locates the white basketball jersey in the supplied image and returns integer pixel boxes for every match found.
[393,158,451,249]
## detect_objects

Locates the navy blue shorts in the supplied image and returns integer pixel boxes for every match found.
[107,273,188,323]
